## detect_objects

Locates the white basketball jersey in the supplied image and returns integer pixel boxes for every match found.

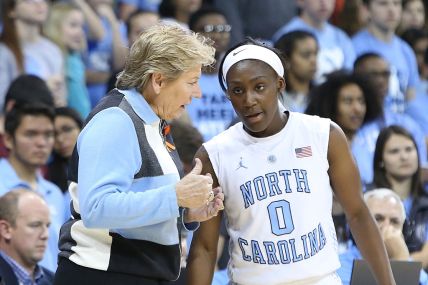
[204,112,340,285]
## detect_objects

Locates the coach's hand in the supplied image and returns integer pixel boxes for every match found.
[176,158,214,208]
[184,186,224,223]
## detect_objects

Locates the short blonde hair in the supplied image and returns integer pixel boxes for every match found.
[116,24,215,90]
[44,3,86,54]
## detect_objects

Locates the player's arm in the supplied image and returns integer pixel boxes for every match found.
[187,146,223,285]
[327,122,396,285]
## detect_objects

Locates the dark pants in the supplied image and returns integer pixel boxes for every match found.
[54,258,173,285]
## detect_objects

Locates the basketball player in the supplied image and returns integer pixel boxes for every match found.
[186,41,396,285]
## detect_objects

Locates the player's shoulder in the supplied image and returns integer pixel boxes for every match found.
[289,112,330,130]
[209,122,242,143]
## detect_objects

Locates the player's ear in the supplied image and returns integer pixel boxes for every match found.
[277,76,285,92]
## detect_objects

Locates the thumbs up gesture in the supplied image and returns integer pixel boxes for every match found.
[184,186,225,223]
[175,158,214,208]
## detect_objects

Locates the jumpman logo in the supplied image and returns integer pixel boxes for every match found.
[236,157,248,170]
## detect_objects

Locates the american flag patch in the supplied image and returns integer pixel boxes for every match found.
[295,146,312,158]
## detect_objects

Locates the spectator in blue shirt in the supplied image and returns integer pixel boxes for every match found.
[352,0,420,113]
[273,0,356,83]
[353,53,427,187]
[0,189,54,285]
[0,103,65,272]
[305,70,382,144]
[0,74,55,159]
[187,6,235,141]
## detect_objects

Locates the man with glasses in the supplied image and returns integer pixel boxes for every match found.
[354,53,392,107]
[0,103,65,272]
[187,6,236,142]
[352,52,427,188]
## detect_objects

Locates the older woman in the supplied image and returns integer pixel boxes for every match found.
[54,24,223,285]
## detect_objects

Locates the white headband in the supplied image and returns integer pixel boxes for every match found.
[222,44,284,88]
